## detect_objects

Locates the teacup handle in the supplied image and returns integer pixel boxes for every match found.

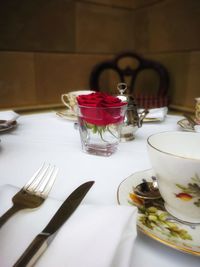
[61,94,72,110]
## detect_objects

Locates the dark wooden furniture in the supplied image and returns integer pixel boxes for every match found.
[89,52,169,108]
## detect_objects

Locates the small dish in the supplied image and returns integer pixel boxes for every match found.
[0,120,17,133]
[117,169,200,256]
[143,117,162,122]
[139,107,168,122]
[56,110,77,122]
[177,119,194,132]
[177,118,200,133]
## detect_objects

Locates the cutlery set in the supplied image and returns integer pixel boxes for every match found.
[0,163,94,267]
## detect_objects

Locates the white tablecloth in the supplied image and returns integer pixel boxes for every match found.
[0,111,199,267]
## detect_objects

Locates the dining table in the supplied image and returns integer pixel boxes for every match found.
[0,110,199,267]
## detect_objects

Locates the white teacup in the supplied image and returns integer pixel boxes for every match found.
[147,131,200,223]
[61,90,94,114]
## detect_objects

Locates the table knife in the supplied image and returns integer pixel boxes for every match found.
[13,181,94,267]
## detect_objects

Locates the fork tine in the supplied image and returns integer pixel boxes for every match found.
[39,166,58,196]
[34,165,56,193]
[23,163,45,190]
[31,164,52,192]
[24,163,50,191]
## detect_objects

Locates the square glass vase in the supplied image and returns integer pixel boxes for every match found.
[77,105,127,156]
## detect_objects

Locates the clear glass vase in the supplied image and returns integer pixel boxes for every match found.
[77,105,127,156]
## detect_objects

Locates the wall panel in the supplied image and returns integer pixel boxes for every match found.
[133,0,200,53]
[0,0,199,111]
[0,0,76,52]
[0,52,36,108]
[80,0,161,9]
[75,2,134,53]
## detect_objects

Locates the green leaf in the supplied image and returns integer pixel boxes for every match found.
[194,199,200,207]
[147,207,158,213]
[86,123,94,129]
[92,125,97,133]
[148,215,158,222]
[158,213,168,221]
[176,184,188,190]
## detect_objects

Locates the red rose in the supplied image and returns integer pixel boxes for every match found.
[77,92,127,126]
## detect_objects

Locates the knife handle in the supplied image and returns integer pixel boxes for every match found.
[13,233,49,267]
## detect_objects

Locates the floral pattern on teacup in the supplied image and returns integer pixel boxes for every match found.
[176,174,200,207]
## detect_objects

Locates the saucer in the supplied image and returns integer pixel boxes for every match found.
[117,169,200,256]
[143,117,163,122]
[139,107,168,122]
[56,109,77,122]
[177,119,194,132]
[0,120,17,133]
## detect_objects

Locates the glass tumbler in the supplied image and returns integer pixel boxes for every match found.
[77,104,127,156]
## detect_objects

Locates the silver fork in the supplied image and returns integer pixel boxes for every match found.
[0,163,58,228]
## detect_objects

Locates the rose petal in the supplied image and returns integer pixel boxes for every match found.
[77,92,127,125]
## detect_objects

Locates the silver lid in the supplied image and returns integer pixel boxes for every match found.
[116,82,137,107]
[117,83,129,102]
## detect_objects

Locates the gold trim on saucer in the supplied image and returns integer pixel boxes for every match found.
[138,225,200,256]
[143,118,161,122]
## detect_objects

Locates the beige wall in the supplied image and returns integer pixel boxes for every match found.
[0,0,199,112]
[134,0,200,112]
[0,52,113,109]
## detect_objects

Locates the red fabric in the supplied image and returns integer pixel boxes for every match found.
[134,93,169,109]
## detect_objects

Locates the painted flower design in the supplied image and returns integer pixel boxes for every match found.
[129,192,192,241]
[175,193,193,201]
[176,174,200,207]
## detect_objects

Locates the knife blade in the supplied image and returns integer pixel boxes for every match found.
[13,181,94,267]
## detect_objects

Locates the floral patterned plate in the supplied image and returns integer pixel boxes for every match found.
[117,169,200,256]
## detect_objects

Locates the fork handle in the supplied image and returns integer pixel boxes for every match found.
[0,205,22,228]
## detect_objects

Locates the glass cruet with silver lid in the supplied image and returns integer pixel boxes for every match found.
[117,82,148,141]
